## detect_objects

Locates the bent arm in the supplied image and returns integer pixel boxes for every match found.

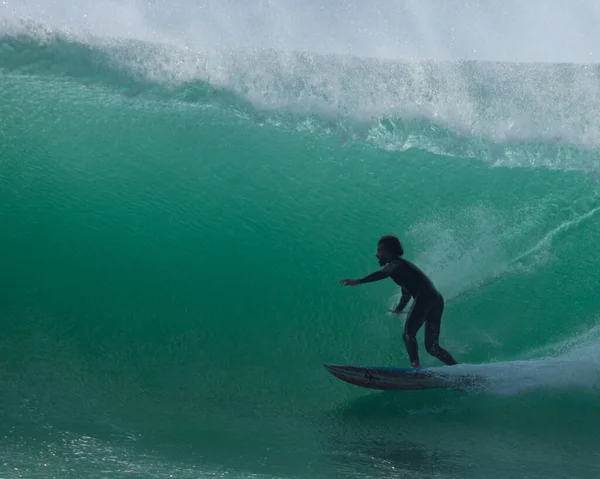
[393,287,412,313]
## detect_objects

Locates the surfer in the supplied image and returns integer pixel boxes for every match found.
[340,235,457,369]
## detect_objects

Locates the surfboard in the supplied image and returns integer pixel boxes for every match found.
[323,363,484,390]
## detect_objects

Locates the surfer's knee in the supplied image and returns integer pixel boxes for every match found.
[402,332,416,345]
[425,339,439,356]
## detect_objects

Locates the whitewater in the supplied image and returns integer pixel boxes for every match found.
[2,1,600,478]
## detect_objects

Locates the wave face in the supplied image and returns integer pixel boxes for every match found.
[3,3,600,478]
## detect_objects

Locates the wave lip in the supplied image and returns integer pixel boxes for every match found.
[3,27,600,151]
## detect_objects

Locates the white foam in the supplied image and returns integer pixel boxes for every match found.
[4,1,600,161]
[439,321,600,396]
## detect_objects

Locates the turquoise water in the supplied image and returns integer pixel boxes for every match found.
[3,4,600,478]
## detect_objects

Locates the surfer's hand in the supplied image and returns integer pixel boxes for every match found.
[340,279,359,286]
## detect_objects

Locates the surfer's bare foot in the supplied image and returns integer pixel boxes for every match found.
[411,361,421,369]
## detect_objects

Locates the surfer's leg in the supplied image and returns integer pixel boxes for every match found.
[424,295,457,366]
[402,299,428,368]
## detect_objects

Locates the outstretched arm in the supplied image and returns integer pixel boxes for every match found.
[340,269,390,286]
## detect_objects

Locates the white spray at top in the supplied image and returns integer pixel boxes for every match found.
[3,1,600,161]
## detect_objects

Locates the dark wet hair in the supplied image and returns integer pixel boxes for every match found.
[378,235,404,257]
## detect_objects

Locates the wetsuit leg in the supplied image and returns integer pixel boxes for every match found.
[424,295,457,366]
[402,298,430,367]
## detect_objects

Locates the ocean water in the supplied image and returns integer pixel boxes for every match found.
[3,2,600,478]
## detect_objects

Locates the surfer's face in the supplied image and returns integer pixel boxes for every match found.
[376,243,391,266]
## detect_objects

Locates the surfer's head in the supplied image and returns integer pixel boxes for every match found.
[377,235,404,265]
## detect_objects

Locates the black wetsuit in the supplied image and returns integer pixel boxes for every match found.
[358,258,457,366]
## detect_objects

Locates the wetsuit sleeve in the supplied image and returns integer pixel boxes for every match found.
[394,287,412,313]
[357,269,390,284]
[358,262,396,284]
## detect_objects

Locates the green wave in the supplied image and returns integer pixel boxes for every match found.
[2,30,600,479]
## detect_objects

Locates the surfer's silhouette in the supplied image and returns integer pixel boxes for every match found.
[340,235,457,369]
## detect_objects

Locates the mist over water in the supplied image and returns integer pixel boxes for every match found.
[4,0,600,61]
[3,1,600,478]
